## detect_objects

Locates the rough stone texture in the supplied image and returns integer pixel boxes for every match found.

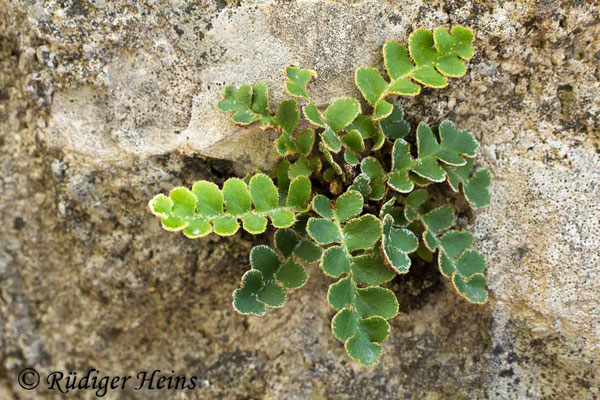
[1,0,599,399]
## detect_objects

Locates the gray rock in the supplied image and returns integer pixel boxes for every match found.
[1,0,599,399]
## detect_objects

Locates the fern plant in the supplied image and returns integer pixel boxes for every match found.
[149,26,491,367]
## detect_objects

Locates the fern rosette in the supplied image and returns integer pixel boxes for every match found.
[149,25,491,367]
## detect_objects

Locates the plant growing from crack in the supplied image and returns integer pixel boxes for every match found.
[149,26,491,367]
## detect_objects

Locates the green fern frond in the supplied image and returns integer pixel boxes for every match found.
[149,24,490,367]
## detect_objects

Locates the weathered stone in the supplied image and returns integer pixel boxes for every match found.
[1,0,599,399]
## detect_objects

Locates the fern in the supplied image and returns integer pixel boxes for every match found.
[307,191,397,366]
[233,228,321,315]
[149,174,312,236]
[149,25,491,367]
[355,26,475,120]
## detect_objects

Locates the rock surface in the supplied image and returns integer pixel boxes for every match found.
[1,0,599,399]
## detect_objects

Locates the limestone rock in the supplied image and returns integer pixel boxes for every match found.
[1,0,599,399]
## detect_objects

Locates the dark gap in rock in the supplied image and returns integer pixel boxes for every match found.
[389,253,444,312]
[179,154,236,187]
